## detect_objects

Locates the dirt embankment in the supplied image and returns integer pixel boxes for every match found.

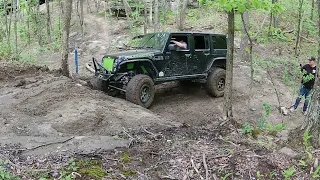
[0,62,179,138]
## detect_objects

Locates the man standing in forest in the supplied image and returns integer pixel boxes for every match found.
[289,56,317,115]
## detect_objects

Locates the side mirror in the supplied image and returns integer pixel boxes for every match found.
[168,44,177,51]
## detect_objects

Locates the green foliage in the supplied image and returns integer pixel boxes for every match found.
[282,166,295,180]
[212,0,283,13]
[313,166,320,179]
[0,159,18,180]
[120,169,137,177]
[303,129,313,161]
[0,43,13,61]
[257,103,285,133]
[298,160,308,168]
[121,152,131,164]
[256,171,264,179]
[77,159,108,179]
[241,122,254,135]
[222,172,232,180]
[160,10,175,24]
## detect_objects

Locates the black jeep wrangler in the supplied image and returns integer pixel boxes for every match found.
[91,32,227,108]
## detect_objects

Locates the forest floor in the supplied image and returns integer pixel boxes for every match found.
[0,1,319,180]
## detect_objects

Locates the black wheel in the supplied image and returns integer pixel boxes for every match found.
[125,74,155,108]
[89,76,105,91]
[205,67,226,97]
[89,76,119,97]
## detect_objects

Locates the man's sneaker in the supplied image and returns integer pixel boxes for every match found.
[303,111,308,116]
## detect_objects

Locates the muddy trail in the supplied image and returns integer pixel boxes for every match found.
[0,61,313,179]
[0,61,301,137]
[0,62,179,138]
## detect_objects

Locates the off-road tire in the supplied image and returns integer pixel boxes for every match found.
[126,74,155,108]
[205,67,226,97]
[89,77,105,91]
[89,77,119,97]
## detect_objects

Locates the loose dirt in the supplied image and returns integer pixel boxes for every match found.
[0,62,179,138]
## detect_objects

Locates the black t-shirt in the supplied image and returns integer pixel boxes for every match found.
[301,64,317,89]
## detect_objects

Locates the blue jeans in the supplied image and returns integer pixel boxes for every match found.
[293,85,312,112]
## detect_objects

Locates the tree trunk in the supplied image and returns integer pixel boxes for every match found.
[123,0,132,19]
[311,0,315,21]
[295,0,304,56]
[299,0,320,148]
[177,0,188,31]
[241,12,254,109]
[4,1,10,46]
[36,0,42,46]
[154,0,159,32]
[307,0,315,38]
[300,85,320,148]
[86,0,92,13]
[268,0,278,37]
[163,0,167,21]
[13,0,18,56]
[80,0,84,39]
[272,0,277,28]
[61,0,73,77]
[45,0,52,42]
[223,9,235,120]
[144,0,148,34]
[26,0,31,45]
[240,11,249,62]
[149,0,153,25]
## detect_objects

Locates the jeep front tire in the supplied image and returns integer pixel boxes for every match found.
[125,74,155,108]
[89,77,119,97]
[205,67,226,97]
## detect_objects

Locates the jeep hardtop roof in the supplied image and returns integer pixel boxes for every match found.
[135,31,226,36]
[166,31,226,36]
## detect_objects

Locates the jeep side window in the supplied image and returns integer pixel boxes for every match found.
[194,35,209,50]
[170,35,189,51]
[212,36,227,49]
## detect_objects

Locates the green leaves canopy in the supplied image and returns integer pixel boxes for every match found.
[199,0,283,14]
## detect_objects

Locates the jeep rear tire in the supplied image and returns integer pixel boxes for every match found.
[205,67,226,97]
[125,74,155,108]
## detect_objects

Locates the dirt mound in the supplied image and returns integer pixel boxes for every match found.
[0,61,51,81]
[0,69,179,137]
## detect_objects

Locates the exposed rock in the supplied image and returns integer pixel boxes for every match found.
[279,147,298,158]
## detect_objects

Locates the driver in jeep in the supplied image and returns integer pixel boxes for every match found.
[170,39,187,50]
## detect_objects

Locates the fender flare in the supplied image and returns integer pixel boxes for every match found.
[205,57,226,72]
[118,59,159,77]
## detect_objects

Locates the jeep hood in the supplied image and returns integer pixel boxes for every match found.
[106,49,161,59]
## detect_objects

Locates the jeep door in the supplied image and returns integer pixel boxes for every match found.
[162,34,191,77]
[190,34,211,74]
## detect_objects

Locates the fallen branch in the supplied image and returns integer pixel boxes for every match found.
[203,153,209,180]
[266,68,282,110]
[300,35,316,43]
[3,137,75,152]
[218,136,240,147]
[85,63,95,73]
[207,154,231,160]
[27,136,75,151]
[122,127,135,147]
[191,158,204,180]
[283,29,294,34]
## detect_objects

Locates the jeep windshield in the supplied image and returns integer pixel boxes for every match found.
[127,33,169,50]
